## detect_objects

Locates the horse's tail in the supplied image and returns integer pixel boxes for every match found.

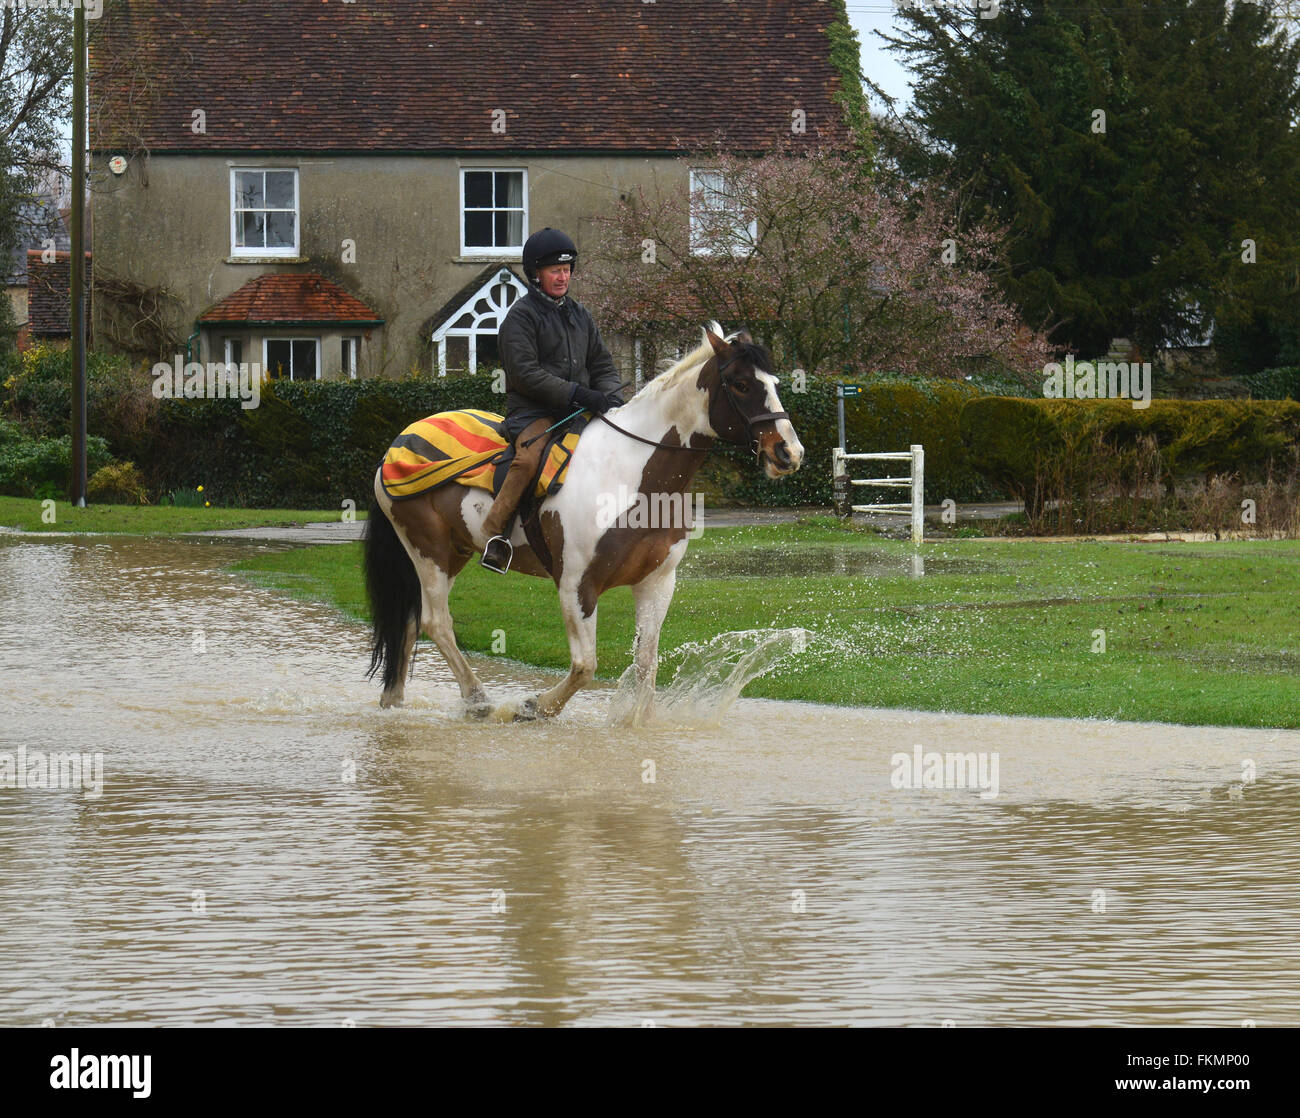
[363,496,422,692]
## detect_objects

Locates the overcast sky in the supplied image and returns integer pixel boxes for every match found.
[844,1,916,111]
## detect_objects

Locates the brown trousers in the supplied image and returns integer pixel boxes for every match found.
[481,417,551,540]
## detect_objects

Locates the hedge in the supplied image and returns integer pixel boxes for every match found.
[9,345,1296,511]
[960,397,1300,510]
[3,346,1007,508]
[701,374,1005,506]
[1241,366,1300,401]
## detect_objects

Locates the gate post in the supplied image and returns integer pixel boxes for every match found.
[910,444,925,545]
[832,446,850,518]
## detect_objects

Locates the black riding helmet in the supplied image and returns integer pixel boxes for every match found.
[522,227,578,282]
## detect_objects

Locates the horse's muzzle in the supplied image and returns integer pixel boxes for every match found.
[762,440,802,479]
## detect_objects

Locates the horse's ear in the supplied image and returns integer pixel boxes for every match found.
[704,324,728,354]
[733,328,753,345]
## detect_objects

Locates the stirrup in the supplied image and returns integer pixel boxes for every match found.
[480,535,513,574]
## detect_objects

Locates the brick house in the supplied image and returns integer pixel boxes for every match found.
[88,0,851,380]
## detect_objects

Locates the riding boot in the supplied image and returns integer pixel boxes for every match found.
[481,417,550,572]
[480,513,517,574]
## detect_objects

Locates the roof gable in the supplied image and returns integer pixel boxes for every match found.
[431,266,527,342]
[91,1,848,153]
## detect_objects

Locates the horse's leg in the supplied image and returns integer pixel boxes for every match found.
[528,585,599,720]
[385,486,491,715]
[379,616,419,709]
[627,558,681,725]
[408,554,491,716]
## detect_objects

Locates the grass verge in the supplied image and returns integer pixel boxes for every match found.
[0,496,363,535]
[230,517,1300,728]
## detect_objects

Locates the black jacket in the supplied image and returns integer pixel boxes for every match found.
[500,284,622,432]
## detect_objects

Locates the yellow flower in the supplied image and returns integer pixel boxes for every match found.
[204,501,210,507]
[197,485,204,492]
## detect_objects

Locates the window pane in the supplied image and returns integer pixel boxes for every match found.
[235,171,263,209]
[342,337,360,378]
[494,211,510,247]
[464,171,492,208]
[225,339,242,366]
[238,211,265,249]
[464,210,492,248]
[266,339,291,379]
[266,210,295,248]
[265,171,295,208]
[503,209,523,246]
[445,336,469,371]
[496,172,522,207]
[696,170,724,196]
[477,333,501,370]
[292,340,317,380]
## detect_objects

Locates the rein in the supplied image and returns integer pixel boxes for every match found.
[597,355,789,456]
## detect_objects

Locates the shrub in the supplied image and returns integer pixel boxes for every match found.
[962,397,1300,503]
[963,397,1300,534]
[0,343,158,454]
[87,462,150,505]
[1241,366,1300,401]
[0,420,113,498]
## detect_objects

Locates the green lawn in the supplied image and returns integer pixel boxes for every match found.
[230,517,1300,728]
[0,496,364,535]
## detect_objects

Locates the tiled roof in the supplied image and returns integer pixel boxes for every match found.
[28,251,92,337]
[90,1,848,153]
[6,193,71,287]
[199,273,384,325]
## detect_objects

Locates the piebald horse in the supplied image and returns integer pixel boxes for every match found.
[364,323,804,721]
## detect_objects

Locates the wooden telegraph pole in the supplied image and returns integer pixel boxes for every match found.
[70,5,87,506]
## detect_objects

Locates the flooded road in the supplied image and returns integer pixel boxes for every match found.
[2,536,1298,1026]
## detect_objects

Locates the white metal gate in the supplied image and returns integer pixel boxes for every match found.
[832,444,925,544]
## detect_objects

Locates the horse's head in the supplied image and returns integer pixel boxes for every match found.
[701,324,805,479]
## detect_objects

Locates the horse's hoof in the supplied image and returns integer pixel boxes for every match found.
[379,693,403,710]
[464,700,492,721]
[512,696,540,722]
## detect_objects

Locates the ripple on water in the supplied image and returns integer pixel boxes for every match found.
[1,536,1298,1025]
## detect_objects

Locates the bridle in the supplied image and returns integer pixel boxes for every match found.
[596,353,790,459]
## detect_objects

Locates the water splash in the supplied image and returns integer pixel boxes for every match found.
[608,627,809,727]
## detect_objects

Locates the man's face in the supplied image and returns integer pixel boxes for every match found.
[538,263,571,298]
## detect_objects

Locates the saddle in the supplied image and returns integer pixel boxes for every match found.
[381,408,586,503]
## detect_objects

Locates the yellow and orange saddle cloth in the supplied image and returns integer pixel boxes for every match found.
[381,409,583,502]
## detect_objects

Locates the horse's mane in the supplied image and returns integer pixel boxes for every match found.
[633,322,772,402]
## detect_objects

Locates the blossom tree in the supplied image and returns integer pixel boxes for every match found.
[581,143,1054,384]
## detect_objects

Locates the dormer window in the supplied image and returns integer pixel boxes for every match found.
[231,169,299,257]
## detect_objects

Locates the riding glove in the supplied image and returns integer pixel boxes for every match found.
[571,385,610,414]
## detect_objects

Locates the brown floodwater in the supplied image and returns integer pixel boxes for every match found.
[1,535,1298,1026]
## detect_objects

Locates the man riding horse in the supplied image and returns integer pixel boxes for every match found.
[479,227,625,573]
